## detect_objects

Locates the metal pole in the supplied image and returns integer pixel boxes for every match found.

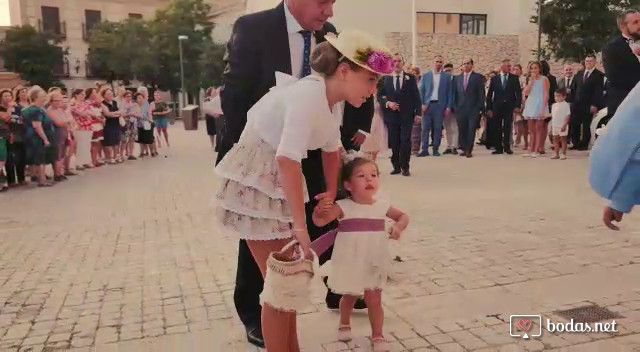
[412,0,417,66]
[537,0,542,61]
[179,38,185,108]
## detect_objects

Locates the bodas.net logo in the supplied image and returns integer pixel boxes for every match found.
[509,315,542,339]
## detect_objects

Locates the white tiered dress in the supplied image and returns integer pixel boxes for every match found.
[215,75,343,240]
[328,198,392,295]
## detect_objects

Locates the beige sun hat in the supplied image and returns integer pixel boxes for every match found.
[324,29,396,76]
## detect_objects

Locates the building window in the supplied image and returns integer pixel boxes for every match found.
[460,14,487,35]
[129,13,143,19]
[417,12,486,35]
[41,6,65,37]
[84,10,102,40]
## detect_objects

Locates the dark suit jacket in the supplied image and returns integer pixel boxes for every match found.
[546,74,558,105]
[340,96,374,151]
[557,75,576,102]
[452,72,485,118]
[377,72,422,125]
[571,69,605,111]
[602,35,640,113]
[486,73,522,112]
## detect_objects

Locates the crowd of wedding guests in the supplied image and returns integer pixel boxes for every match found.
[0,83,173,191]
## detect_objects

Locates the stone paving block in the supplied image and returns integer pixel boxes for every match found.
[94,327,118,344]
[323,341,349,352]
[435,321,463,333]
[399,337,430,348]
[165,325,189,335]
[3,323,30,340]
[424,333,453,345]
[448,330,476,341]
[21,334,48,346]
[434,342,465,352]
[413,325,441,337]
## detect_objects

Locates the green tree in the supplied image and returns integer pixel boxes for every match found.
[87,19,151,85]
[0,25,65,89]
[535,0,640,62]
[139,0,214,100]
[199,40,226,89]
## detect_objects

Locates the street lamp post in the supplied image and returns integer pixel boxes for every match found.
[412,0,417,67]
[537,0,542,61]
[178,35,188,109]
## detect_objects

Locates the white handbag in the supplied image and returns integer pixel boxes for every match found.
[260,240,319,312]
[142,120,152,130]
[119,116,126,127]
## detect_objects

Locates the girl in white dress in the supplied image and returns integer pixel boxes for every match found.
[312,156,409,351]
[215,30,395,352]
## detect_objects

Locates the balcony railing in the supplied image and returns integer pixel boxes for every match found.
[37,19,66,39]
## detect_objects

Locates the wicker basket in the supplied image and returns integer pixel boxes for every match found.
[260,240,319,312]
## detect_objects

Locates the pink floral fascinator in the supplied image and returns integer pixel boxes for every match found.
[324,29,395,75]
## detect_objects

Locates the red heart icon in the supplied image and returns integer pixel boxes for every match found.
[517,319,532,332]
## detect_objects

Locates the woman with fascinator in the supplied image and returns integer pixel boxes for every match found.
[214,30,395,351]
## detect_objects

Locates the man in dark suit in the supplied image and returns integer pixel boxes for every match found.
[217,1,370,347]
[602,10,640,118]
[557,64,575,102]
[452,58,485,158]
[486,59,522,155]
[340,97,374,151]
[378,53,422,176]
[569,54,605,150]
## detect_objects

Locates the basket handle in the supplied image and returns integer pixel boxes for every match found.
[281,240,320,273]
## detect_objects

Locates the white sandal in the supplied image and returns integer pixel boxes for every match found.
[337,325,352,342]
[372,336,390,351]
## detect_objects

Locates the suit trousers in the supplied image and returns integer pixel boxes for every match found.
[569,105,592,148]
[387,117,413,171]
[444,113,458,149]
[489,106,515,152]
[456,112,480,154]
[421,102,445,153]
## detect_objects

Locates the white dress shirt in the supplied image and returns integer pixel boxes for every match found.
[583,68,595,80]
[248,75,342,162]
[284,2,316,78]
[431,71,441,101]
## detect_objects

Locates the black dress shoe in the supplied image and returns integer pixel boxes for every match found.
[402,170,411,176]
[246,326,265,348]
[417,151,429,157]
[505,149,514,155]
[492,150,503,155]
[443,149,452,155]
[459,152,467,157]
[390,169,401,175]
[466,153,473,158]
[452,149,458,155]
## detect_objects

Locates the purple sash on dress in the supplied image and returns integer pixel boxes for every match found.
[310,218,386,256]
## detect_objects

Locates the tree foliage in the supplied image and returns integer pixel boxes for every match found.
[534,0,640,62]
[87,19,150,85]
[0,25,65,89]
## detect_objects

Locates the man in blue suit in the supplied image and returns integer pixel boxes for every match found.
[418,55,453,156]
[378,53,422,176]
[452,58,485,158]
[589,82,640,230]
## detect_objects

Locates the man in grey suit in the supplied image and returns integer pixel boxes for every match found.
[418,55,453,156]
[452,58,485,158]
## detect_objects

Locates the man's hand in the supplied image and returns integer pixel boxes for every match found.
[487,111,493,118]
[414,115,421,124]
[590,106,599,114]
[444,107,451,118]
[351,132,366,147]
[633,47,640,56]
[422,104,428,114]
[561,125,567,132]
[603,206,623,231]
[387,102,400,111]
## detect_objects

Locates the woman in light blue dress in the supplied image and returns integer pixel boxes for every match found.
[522,61,549,157]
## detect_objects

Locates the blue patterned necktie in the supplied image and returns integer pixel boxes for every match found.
[299,30,312,77]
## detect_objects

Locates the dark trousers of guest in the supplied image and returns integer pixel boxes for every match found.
[456,113,480,154]
[421,101,445,153]
[387,117,413,171]
[569,106,592,148]
[489,106,515,152]
[6,142,26,185]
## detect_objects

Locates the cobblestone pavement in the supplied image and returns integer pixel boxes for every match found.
[0,123,639,352]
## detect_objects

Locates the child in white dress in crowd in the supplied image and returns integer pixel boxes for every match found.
[312,156,409,351]
[360,95,388,160]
